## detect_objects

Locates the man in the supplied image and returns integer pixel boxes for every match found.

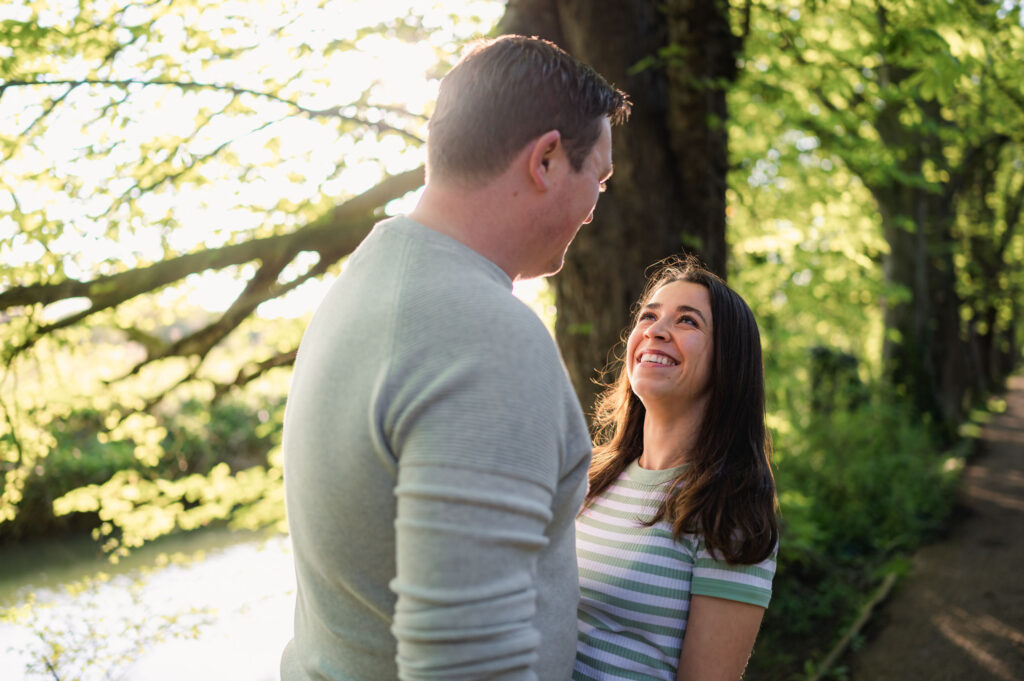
[281,35,630,681]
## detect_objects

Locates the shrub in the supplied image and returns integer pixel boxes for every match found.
[0,409,137,542]
[0,398,283,544]
[747,390,961,679]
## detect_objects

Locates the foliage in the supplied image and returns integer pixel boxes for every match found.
[0,0,504,537]
[747,390,964,679]
[0,408,136,541]
[775,392,958,569]
[0,391,285,552]
[734,0,1024,430]
[0,300,289,547]
[724,3,1022,673]
[1,1,1023,678]
[160,396,283,475]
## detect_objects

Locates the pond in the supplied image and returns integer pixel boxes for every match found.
[0,528,295,681]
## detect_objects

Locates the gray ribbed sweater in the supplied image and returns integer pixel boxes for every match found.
[280,217,592,681]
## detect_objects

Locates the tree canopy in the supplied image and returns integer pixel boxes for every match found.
[734,0,1024,431]
[2,0,1023,564]
[4,2,1024,677]
[1,0,502,551]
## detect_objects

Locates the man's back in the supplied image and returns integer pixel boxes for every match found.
[281,217,592,680]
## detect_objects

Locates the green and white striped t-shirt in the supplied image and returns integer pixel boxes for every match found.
[573,460,776,681]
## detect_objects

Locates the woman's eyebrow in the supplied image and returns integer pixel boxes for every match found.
[641,302,707,325]
[675,304,708,325]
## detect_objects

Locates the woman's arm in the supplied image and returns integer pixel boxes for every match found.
[676,595,766,681]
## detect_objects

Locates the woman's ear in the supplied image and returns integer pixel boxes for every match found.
[527,129,562,191]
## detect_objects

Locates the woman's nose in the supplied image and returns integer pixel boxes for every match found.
[644,319,670,340]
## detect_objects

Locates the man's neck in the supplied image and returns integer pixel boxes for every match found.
[409,178,531,280]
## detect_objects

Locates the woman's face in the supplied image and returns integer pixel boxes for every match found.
[625,280,714,410]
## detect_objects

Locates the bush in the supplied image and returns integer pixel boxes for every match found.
[747,391,961,679]
[0,409,138,542]
[159,398,282,475]
[0,397,283,544]
[787,396,956,561]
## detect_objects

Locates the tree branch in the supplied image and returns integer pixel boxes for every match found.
[15,83,78,142]
[88,102,301,223]
[0,167,424,362]
[0,167,423,309]
[104,159,424,385]
[0,78,426,144]
[212,349,298,402]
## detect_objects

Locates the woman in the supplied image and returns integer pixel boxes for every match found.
[574,256,779,681]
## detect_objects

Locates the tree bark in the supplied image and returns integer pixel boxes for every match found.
[871,100,962,432]
[868,77,979,435]
[501,0,735,414]
[875,183,965,435]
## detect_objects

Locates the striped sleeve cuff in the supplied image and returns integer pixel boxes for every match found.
[690,578,772,608]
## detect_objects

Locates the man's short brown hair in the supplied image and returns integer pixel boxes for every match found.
[427,35,630,183]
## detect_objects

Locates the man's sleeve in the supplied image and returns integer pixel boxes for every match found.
[387,347,565,681]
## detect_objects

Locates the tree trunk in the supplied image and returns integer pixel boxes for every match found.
[875,181,966,436]
[867,87,986,437]
[500,0,735,414]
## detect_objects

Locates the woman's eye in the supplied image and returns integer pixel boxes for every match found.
[679,315,697,326]
[638,312,655,321]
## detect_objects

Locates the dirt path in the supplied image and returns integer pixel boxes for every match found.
[848,375,1024,681]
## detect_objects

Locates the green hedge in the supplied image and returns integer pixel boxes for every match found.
[0,398,282,543]
[748,392,963,679]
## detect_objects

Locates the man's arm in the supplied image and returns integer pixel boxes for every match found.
[391,463,554,680]
[386,345,571,681]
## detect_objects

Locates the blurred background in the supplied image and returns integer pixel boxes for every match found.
[1,1,1022,679]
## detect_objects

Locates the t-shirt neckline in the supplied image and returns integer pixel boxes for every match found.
[625,458,687,485]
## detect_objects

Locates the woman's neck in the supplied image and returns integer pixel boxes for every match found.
[637,402,704,470]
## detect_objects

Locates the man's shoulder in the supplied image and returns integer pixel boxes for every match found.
[401,277,553,354]
[371,223,552,343]
[352,216,515,296]
[342,217,563,371]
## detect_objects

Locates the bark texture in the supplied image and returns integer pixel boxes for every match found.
[875,183,964,432]
[872,102,1018,435]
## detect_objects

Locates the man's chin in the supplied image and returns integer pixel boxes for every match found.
[540,256,567,279]
[519,256,565,281]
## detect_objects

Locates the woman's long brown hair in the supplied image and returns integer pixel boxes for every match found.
[587,256,779,564]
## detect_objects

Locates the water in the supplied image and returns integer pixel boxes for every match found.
[0,529,296,681]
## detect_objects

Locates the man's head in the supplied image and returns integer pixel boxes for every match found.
[426,35,630,185]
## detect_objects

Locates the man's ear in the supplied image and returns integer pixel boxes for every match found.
[527,130,562,191]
